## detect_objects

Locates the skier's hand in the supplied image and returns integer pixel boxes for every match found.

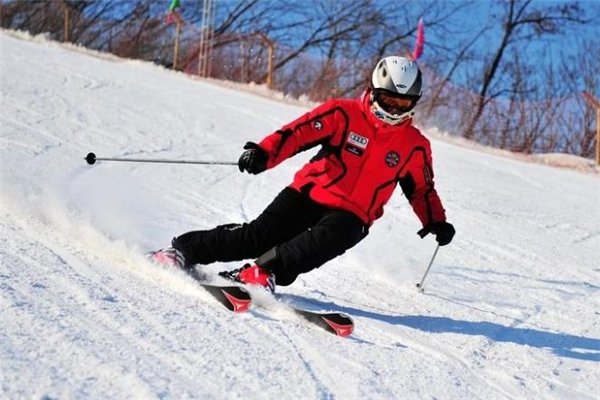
[417,221,455,246]
[238,142,268,174]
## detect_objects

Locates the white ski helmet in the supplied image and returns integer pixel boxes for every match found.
[370,56,422,125]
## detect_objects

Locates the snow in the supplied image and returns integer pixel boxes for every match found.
[1,30,599,400]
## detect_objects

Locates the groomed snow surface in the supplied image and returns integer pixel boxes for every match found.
[1,31,599,400]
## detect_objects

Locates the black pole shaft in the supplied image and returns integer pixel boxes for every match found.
[85,152,236,166]
[94,157,237,165]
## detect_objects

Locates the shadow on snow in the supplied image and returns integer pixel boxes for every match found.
[280,294,600,362]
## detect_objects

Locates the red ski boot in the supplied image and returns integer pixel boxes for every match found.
[219,263,276,293]
[147,247,187,269]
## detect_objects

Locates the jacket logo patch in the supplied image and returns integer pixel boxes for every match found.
[314,120,323,130]
[348,133,368,149]
[345,144,364,156]
[385,151,400,167]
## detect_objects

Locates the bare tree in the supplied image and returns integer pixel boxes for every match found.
[421,25,488,123]
[561,37,599,158]
[463,0,586,140]
[2,0,597,160]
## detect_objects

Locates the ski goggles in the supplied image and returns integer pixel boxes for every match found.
[373,89,419,115]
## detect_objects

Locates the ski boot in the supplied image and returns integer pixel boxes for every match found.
[147,247,187,270]
[219,263,276,293]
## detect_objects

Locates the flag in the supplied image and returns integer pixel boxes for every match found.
[165,0,182,25]
[412,17,425,60]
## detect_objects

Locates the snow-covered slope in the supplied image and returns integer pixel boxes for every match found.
[1,31,599,400]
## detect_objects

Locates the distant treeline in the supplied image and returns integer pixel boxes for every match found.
[2,0,598,158]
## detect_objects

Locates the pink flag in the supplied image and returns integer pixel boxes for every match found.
[165,0,182,25]
[412,17,425,60]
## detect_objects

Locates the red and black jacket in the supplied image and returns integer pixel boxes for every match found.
[257,90,447,228]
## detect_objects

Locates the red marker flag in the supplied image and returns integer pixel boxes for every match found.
[165,0,182,25]
[412,17,425,60]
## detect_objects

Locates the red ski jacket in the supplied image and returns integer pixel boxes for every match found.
[257,90,447,228]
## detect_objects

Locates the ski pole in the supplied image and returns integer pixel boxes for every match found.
[415,244,440,293]
[84,152,237,166]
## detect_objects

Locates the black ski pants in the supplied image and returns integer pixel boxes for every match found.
[172,187,368,286]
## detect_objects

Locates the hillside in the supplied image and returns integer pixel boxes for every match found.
[1,31,599,399]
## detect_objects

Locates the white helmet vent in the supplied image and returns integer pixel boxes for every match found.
[372,56,422,97]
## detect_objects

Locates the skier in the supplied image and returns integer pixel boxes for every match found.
[149,56,455,293]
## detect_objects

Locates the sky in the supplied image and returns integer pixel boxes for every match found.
[422,0,600,93]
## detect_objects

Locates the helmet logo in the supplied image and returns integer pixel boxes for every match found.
[396,84,407,88]
[385,151,400,168]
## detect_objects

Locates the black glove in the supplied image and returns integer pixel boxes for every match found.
[418,221,455,246]
[238,142,268,174]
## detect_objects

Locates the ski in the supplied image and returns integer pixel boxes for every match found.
[186,269,252,313]
[199,284,252,313]
[289,307,354,337]
[185,267,354,336]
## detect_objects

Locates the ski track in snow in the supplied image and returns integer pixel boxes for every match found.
[1,31,599,399]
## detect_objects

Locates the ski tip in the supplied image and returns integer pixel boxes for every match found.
[321,315,354,337]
